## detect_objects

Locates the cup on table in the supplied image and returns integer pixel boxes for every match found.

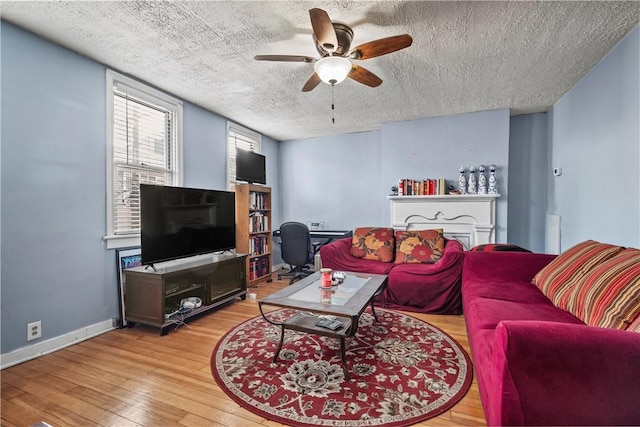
[320,268,332,288]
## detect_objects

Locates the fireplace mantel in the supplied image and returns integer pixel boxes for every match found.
[388,194,500,249]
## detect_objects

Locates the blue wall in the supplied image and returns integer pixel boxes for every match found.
[0,22,278,355]
[280,109,510,242]
[1,23,113,354]
[548,25,639,249]
[508,113,549,253]
[278,130,383,229]
[381,109,510,242]
[183,103,228,189]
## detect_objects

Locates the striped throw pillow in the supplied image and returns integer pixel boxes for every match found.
[532,240,623,309]
[564,248,640,331]
[627,314,640,333]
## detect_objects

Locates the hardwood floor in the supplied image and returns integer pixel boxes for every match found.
[1,275,486,427]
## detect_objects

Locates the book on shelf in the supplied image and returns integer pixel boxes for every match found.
[398,178,447,196]
[248,255,270,280]
[249,234,268,256]
[249,212,269,233]
[249,191,268,210]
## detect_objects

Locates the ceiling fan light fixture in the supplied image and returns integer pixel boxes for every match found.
[314,56,352,85]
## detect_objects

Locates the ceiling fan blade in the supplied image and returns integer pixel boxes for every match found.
[348,65,382,88]
[350,34,413,60]
[309,8,338,52]
[254,55,316,63]
[302,72,322,92]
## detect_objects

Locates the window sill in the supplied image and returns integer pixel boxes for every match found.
[103,234,141,250]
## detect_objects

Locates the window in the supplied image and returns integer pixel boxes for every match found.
[105,70,183,249]
[227,121,262,190]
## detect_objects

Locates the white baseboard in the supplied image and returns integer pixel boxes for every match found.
[0,319,116,370]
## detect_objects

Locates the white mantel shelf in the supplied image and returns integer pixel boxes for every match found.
[388,194,500,249]
[388,194,500,201]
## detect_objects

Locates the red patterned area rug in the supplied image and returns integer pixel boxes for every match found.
[211,308,472,427]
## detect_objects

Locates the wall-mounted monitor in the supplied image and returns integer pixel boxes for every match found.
[236,149,266,185]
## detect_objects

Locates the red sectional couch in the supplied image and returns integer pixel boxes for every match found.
[462,250,640,426]
[319,237,465,314]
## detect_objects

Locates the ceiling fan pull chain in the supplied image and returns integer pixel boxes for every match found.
[332,83,335,124]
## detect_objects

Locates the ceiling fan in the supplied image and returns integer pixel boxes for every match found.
[254,8,413,92]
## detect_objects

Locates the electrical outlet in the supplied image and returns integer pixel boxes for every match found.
[27,321,42,341]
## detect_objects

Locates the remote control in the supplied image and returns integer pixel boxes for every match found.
[316,319,343,330]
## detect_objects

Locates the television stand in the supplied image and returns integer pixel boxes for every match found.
[123,253,247,335]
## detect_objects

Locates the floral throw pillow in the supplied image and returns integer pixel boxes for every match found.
[395,229,445,264]
[349,227,395,262]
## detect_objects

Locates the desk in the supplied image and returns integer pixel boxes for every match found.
[272,229,352,244]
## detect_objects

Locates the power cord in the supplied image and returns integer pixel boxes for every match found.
[164,311,192,330]
[164,306,192,319]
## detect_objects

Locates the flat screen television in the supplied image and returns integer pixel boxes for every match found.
[235,148,266,185]
[140,184,236,265]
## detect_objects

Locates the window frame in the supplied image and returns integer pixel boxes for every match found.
[226,121,262,191]
[104,70,183,249]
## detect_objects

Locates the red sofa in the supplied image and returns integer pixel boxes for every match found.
[319,237,465,314]
[463,251,640,426]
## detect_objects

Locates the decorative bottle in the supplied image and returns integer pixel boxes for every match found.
[458,167,467,194]
[478,165,487,194]
[488,165,498,194]
[467,166,477,194]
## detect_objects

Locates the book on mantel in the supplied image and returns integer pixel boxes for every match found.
[398,178,446,196]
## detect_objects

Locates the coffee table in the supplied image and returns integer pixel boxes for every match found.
[258,271,388,380]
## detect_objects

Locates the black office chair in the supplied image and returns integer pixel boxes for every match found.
[277,222,321,285]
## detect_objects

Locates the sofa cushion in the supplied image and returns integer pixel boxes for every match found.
[464,297,583,330]
[463,280,555,306]
[470,243,531,252]
[378,239,464,314]
[532,240,623,309]
[349,227,395,262]
[394,229,444,264]
[565,247,640,331]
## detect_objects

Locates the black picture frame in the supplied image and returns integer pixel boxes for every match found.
[116,247,142,327]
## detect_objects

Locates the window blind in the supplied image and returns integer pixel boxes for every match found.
[112,90,177,234]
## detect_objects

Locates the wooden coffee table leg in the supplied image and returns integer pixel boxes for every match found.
[339,337,350,380]
[273,324,286,363]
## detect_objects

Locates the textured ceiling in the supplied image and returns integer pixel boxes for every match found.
[2,1,639,141]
